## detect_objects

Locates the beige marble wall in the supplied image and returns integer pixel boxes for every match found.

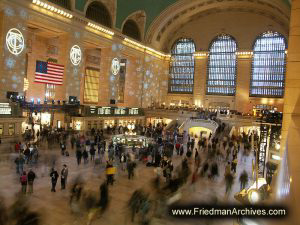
[280,0,300,223]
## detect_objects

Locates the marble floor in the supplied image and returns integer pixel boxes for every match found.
[0,141,255,225]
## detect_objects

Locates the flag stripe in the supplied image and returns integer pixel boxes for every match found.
[35,72,62,79]
[48,64,64,69]
[35,78,63,83]
[47,67,64,72]
[35,76,62,82]
[48,71,64,76]
[35,61,64,85]
[35,81,63,85]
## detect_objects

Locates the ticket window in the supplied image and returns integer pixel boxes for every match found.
[75,121,81,131]
[93,123,97,129]
[9,124,15,136]
[104,120,114,128]
[0,124,3,136]
[99,121,103,129]
[87,122,92,130]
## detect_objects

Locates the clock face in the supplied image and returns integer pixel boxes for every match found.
[70,45,82,66]
[6,28,25,55]
[111,58,120,75]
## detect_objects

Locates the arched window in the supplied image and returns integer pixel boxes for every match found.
[250,31,286,97]
[47,0,71,10]
[86,1,112,28]
[207,34,237,96]
[122,20,141,41]
[169,38,195,93]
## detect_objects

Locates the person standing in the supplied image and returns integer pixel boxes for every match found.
[20,171,27,194]
[27,169,36,194]
[50,168,59,192]
[61,164,68,190]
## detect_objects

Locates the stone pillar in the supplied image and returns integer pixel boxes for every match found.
[280,0,300,223]
[65,31,84,102]
[193,57,207,107]
[0,7,27,101]
[235,57,251,113]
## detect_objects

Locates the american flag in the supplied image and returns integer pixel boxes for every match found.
[35,61,64,85]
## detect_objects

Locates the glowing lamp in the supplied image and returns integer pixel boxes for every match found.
[248,190,260,204]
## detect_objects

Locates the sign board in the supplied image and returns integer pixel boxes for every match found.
[0,103,12,115]
[86,106,143,117]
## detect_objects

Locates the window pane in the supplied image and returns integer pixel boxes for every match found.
[84,67,100,103]
[45,84,56,100]
[250,31,286,97]
[168,38,195,94]
[9,124,15,136]
[206,34,237,96]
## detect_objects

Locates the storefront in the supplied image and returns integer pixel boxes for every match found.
[188,127,212,138]
[146,117,172,126]
[0,103,24,141]
[72,106,145,131]
[253,104,277,117]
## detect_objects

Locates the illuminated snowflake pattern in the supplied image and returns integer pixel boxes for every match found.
[5,7,14,16]
[20,9,28,19]
[6,58,16,69]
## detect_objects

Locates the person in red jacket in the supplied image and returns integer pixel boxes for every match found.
[15,142,20,153]
[20,171,27,194]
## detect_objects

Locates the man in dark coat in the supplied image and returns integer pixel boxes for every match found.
[50,168,59,192]
[61,164,68,190]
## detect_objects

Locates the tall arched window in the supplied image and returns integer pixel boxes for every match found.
[47,0,71,10]
[86,1,112,28]
[207,34,237,96]
[250,31,286,97]
[122,20,141,41]
[169,38,195,93]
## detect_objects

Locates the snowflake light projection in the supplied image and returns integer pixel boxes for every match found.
[5,7,15,16]
[6,58,16,69]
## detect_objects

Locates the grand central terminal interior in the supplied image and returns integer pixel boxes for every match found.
[0,0,299,224]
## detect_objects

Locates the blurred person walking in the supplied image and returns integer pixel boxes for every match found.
[76,149,82,165]
[239,170,248,190]
[20,171,27,194]
[83,149,89,164]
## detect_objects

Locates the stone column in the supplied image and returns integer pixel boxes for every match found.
[235,56,251,113]
[280,0,300,224]
[193,57,207,107]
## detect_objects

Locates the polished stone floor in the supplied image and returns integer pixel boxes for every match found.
[0,140,255,225]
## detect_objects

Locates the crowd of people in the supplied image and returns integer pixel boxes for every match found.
[0,116,263,225]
